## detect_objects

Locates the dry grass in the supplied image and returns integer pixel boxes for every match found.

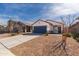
[10,34,79,56]
[0,33,12,39]
[0,33,21,41]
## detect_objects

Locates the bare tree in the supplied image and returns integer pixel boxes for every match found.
[50,15,78,56]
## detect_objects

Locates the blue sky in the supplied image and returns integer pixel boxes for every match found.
[0,3,79,25]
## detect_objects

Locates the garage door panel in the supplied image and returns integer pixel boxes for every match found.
[33,26,47,33]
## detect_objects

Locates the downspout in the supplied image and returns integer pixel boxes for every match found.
[25,26,27,33]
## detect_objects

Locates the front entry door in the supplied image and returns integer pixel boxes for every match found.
[53,26,58,34]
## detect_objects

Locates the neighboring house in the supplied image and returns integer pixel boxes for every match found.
[31,19,64,34]
[69,22,79,33]
[0,25,7,33]
[7,20,31,33]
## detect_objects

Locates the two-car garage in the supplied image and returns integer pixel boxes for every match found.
[33,26,47,34]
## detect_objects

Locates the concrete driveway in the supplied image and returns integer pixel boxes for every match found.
[0,34,39,56]
[0,35,39,48]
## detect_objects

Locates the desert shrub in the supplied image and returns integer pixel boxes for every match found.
[75,38,79,42]
[62,33,71,37]
[71,32,79,42]
[44,32,48,36]
[45,33,48,36]
[11,33,17,36]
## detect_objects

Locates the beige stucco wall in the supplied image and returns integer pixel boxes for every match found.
[32,20,51,32]
[46,20,64,33]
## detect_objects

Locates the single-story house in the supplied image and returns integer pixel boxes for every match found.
[29,19,64,34]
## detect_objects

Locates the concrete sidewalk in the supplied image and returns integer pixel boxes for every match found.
[0,43,14,56]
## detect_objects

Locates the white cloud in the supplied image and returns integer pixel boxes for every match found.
[52,3,79,15]
[40,3,79,20]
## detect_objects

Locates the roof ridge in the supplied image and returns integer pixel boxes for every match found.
[31,19,53,25]
[46,19,64,24]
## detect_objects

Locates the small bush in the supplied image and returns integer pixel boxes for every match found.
[44,32,48,36]
[75,38,79,42]
[11,33,16,36]
[62,33,71,37]
[71,32,79,42]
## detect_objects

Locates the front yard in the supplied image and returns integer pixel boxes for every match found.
[10,34,79,56]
